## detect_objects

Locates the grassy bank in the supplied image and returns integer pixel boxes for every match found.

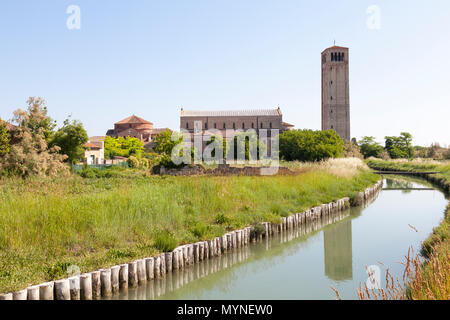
[0,158,378,293]
[366,158,450,299]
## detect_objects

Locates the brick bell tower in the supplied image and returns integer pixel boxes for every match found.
[321,45,350,141]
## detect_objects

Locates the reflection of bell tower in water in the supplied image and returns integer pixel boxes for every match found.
[324,220,353,281]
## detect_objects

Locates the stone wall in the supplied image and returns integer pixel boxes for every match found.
[159,164,292,176]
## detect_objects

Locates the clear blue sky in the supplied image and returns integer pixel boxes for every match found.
[0,0,449,146]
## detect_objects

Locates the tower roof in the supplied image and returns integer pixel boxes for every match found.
[115,115,153,125]
[322,46,349,54]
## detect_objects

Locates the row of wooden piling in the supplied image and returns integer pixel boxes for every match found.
[0,179,382,300]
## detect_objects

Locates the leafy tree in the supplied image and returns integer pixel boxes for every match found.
[104,136,144,159]
[17,97,56,143]
[385,132,414,159]
[358,136,384,158]
[0,119,10,156]
[152,129,200,168]
[50,118,88,163]
[153,129,181,155]
[279,129,343,162]
[0,100,67,177]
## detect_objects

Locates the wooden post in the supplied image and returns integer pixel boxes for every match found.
[128,261,138,288]
[39,282,54,300]
[172,250,179,271]
[226,233,232,249]
[55,279,71,300]
[154,256,161,279]
[187,244,194,265]
[145,258,154,281]
[216,237,222,256]
[108,266,119,294]
[182,246,188,268]
[136,259,147,284]
[165,252,172,273]
[13,289,27,300]
[80,273,93,300]
[199,242,205,261]
[100,269,112,297]
[236,230,241,246]
[27,286,40,300]
[0,293,12,300]
[179,247,185,267]
[160,253,166,276]
[91,271,101,299]
[69,276,80,300]
[221,235,227,252]
[204,241,209,259]
[119,264,129,290]
[208,240,214,257]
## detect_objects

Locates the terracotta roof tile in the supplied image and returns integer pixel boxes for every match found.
[115,115,153,125]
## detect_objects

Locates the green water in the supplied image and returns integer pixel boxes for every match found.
[109,177,448,300]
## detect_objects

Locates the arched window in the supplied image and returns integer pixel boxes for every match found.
[223,123,226,129]
[251,123,254,129]
[270,122,272,129]
[233,123,235,129]
[342,53,344,60]
[214,123,216,129]
[205,122,208,129]
[242,123,245,129]
[186,122,189,129]
[331,53,334,61]
[260,123,263,129]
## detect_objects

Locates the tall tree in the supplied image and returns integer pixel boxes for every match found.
[358,136,384,158]
[385,132,414,159]
[16,97,56,143]
[1,99,67,177]
[51,118,88,163]
[153,129,182,155]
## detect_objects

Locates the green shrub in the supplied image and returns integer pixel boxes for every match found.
[140,158,149,169]
[279,129,344,161]
[128,156,139,168]
[215,213,230,225]
[45,261,72,280]
[153,231,177,252]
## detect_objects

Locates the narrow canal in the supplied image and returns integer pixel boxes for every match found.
[109,176,448,300]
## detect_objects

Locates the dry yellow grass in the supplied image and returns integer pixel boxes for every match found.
[354,242,450,300]
[285,157,369,179]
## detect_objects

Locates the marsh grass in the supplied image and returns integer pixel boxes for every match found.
[354,241,450,300]
[0,158,378,293]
